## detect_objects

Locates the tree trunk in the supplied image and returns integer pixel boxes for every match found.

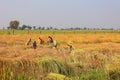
[28,30,29,34]
[12,30,14,35]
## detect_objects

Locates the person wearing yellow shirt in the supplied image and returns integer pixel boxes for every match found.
[38,37,44,45]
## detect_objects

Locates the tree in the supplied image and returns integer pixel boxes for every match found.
[46,27,50,30]
[83,27,87,30]
[7,26,11,30]
[50,27,53,30]
[21,25,27,30]
[33,26,36,30]
[28,25,32,30]
[38,26,41,30]
[9,20,19,29]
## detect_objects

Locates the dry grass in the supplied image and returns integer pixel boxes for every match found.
[0,33,120,80]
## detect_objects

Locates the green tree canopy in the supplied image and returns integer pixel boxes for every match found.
[9,20,19,29]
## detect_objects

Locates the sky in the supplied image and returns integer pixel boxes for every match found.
[0,0,120,29]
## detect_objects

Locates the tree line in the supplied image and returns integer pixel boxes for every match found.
[4,20,118,30]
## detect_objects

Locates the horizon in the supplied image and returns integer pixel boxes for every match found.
[0,0,120,29]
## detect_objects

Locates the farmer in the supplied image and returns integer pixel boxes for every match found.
[48,36,57,48]
[38,37,44,45]
[53,40,57,49]
[48,36,53,44]
[67,41,73,51]
[33,40,37,49]
[26,38,32,45]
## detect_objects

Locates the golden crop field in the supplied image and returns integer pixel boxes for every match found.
[0,30,120,80]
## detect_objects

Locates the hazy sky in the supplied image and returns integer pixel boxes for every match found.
[0,0,120,29]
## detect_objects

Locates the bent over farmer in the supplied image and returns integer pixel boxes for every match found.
[33,41,37,49]
[26,38,32,45]
[48,36,53,43]
[38,37,44,45]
